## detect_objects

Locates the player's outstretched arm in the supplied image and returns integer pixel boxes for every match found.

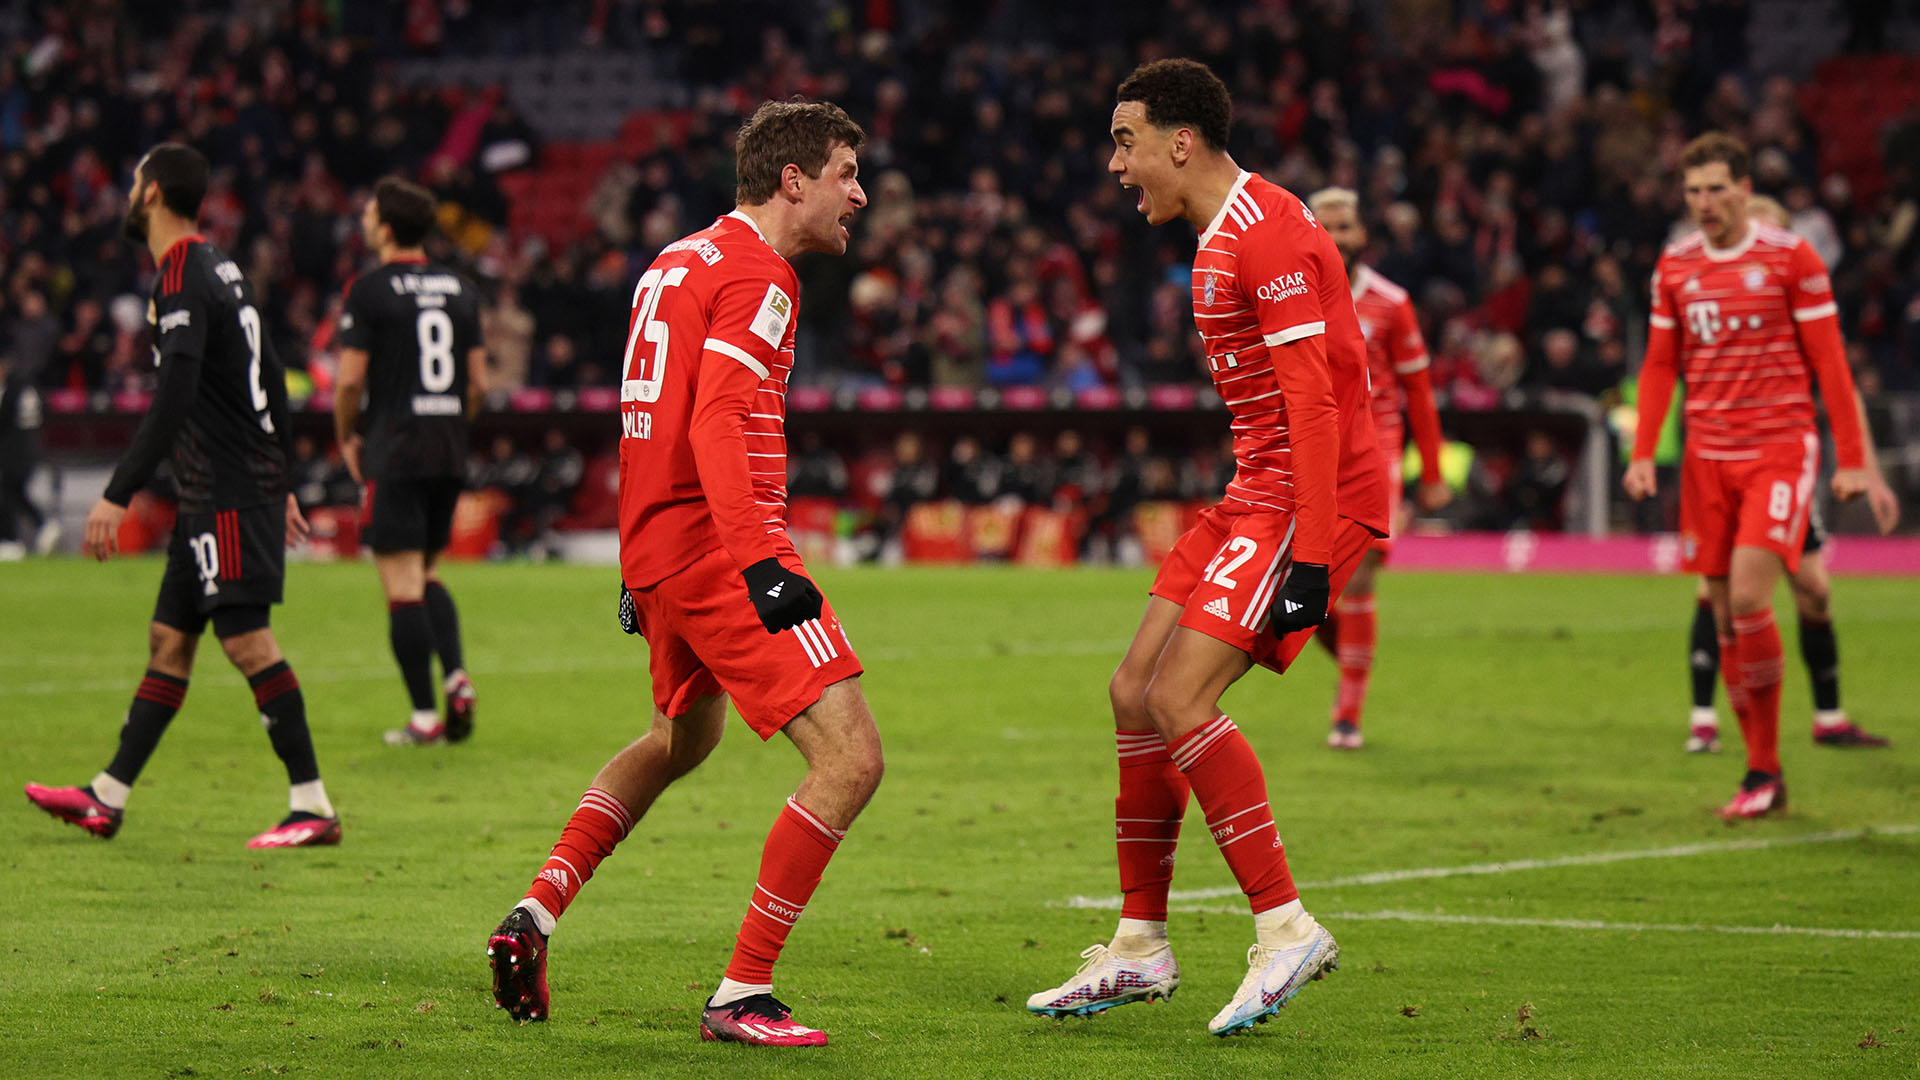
[1786,243,1870,499]
[102,350,202,511]
[333,346,369,483]
[91,349,203,560]
[686,273,820,633]
[1850,388,1900,533]
[466,345,489,420]
[1626,277,1681,500]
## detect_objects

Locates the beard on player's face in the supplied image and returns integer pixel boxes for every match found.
[122,182,151,243]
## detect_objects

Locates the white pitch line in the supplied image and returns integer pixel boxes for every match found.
[1060,825,1920,909]
[1163,905,1920,941]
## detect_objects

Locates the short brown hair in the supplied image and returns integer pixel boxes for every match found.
[373,175,438,247]
[735,100,866,206]
[1680,132,1751,181]
[1116,59,1232,151]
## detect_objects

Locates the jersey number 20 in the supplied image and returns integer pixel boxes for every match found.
[622,266,690,404]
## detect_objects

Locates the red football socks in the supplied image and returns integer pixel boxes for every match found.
[1732,610,1785,776]
[1115,730,1189,922]
[1168,715,1298,914]
[725,798,845,985]
[523,787,635,923]
[1331,596,1377,726]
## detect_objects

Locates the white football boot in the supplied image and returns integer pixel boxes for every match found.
[1207,918,1339,1035]
[1027,942,1180,1017]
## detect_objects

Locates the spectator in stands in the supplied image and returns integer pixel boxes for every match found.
[944,435,1001,505]
[482,284,534,394]
[529,427,585,541]
[477,435,538,551]
[1506,430,1571,530]
[1050,430,1100,511]
[788,431,850,501]
[877,430,939,542]
[984,269,1054,387]
[288,433,335,514]
[998,432,1051,506]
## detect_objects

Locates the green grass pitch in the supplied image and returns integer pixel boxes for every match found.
[4,559,1917,1079]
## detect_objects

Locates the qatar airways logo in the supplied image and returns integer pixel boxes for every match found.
[1257,271,1309,303]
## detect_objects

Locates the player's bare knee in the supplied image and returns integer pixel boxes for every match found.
[1140,676,1197,741]
[148,623,197,673]
[1108,666,1152,726]
[217,628,281,674]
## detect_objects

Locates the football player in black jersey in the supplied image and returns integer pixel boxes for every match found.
[25,143,341,848]
[333,177,488,746]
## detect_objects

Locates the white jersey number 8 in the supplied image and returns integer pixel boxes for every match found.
[417,309,456,392]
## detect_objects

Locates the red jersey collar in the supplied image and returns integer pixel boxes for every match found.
[158,234,205,267]
[386,252,430,265]
[1196,171,1253,249]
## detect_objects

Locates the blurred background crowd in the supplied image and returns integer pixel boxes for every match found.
[3,0,1918,556]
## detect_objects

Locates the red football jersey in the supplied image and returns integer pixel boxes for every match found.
[1349,264,1443,477]
[617,212,798,588]
[1189,172,1388,563]
[1637,222,1864,466]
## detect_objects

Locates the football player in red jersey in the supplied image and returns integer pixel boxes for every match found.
[1029,59,1386,1036]
[1625,133,1875,818]
[1305,187,1452,750]
[1678,194,1898,755]
[486,102,879,1047]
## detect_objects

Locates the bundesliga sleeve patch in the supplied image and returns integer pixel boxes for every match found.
[750,283,794,348]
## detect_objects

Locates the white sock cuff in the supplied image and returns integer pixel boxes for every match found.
[710,976,773,1007]
[411,709,441,731]
[1690,707,1719,726]
[90,772,131,810]
[518,898,557,937]
[1253,899,1309,947]
[289,779,334,819]
[1114,917,1169,942]
[1813,709,1848,729]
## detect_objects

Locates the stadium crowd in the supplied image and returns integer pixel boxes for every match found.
[2,0,1916,547]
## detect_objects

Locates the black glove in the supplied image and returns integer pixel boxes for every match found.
[741,557,824,634]
[1268,561,1330,635]
[617,583,642,635]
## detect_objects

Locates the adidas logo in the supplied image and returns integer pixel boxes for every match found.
[1203,597,1232,620]
[1284,599,1304,614]
[538,867,571,896]
[766,582,784,598]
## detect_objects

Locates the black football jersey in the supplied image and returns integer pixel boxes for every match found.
[338,258,482,480]
[106,236,288,513]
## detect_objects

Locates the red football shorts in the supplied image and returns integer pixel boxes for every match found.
[1679,432,1820,577]
[1150,504,1380,674]
[629,544,863,738]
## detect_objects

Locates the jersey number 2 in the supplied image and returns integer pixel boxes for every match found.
[622,266,690,404]
[1203,536,1260,589]
[238,305,274,435]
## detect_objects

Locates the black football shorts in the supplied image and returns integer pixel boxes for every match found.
[363,475,464,554]
[152,503,286,634]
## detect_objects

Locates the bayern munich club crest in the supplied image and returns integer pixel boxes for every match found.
[1743,266,1766,290]
[1203,269,1217,307]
